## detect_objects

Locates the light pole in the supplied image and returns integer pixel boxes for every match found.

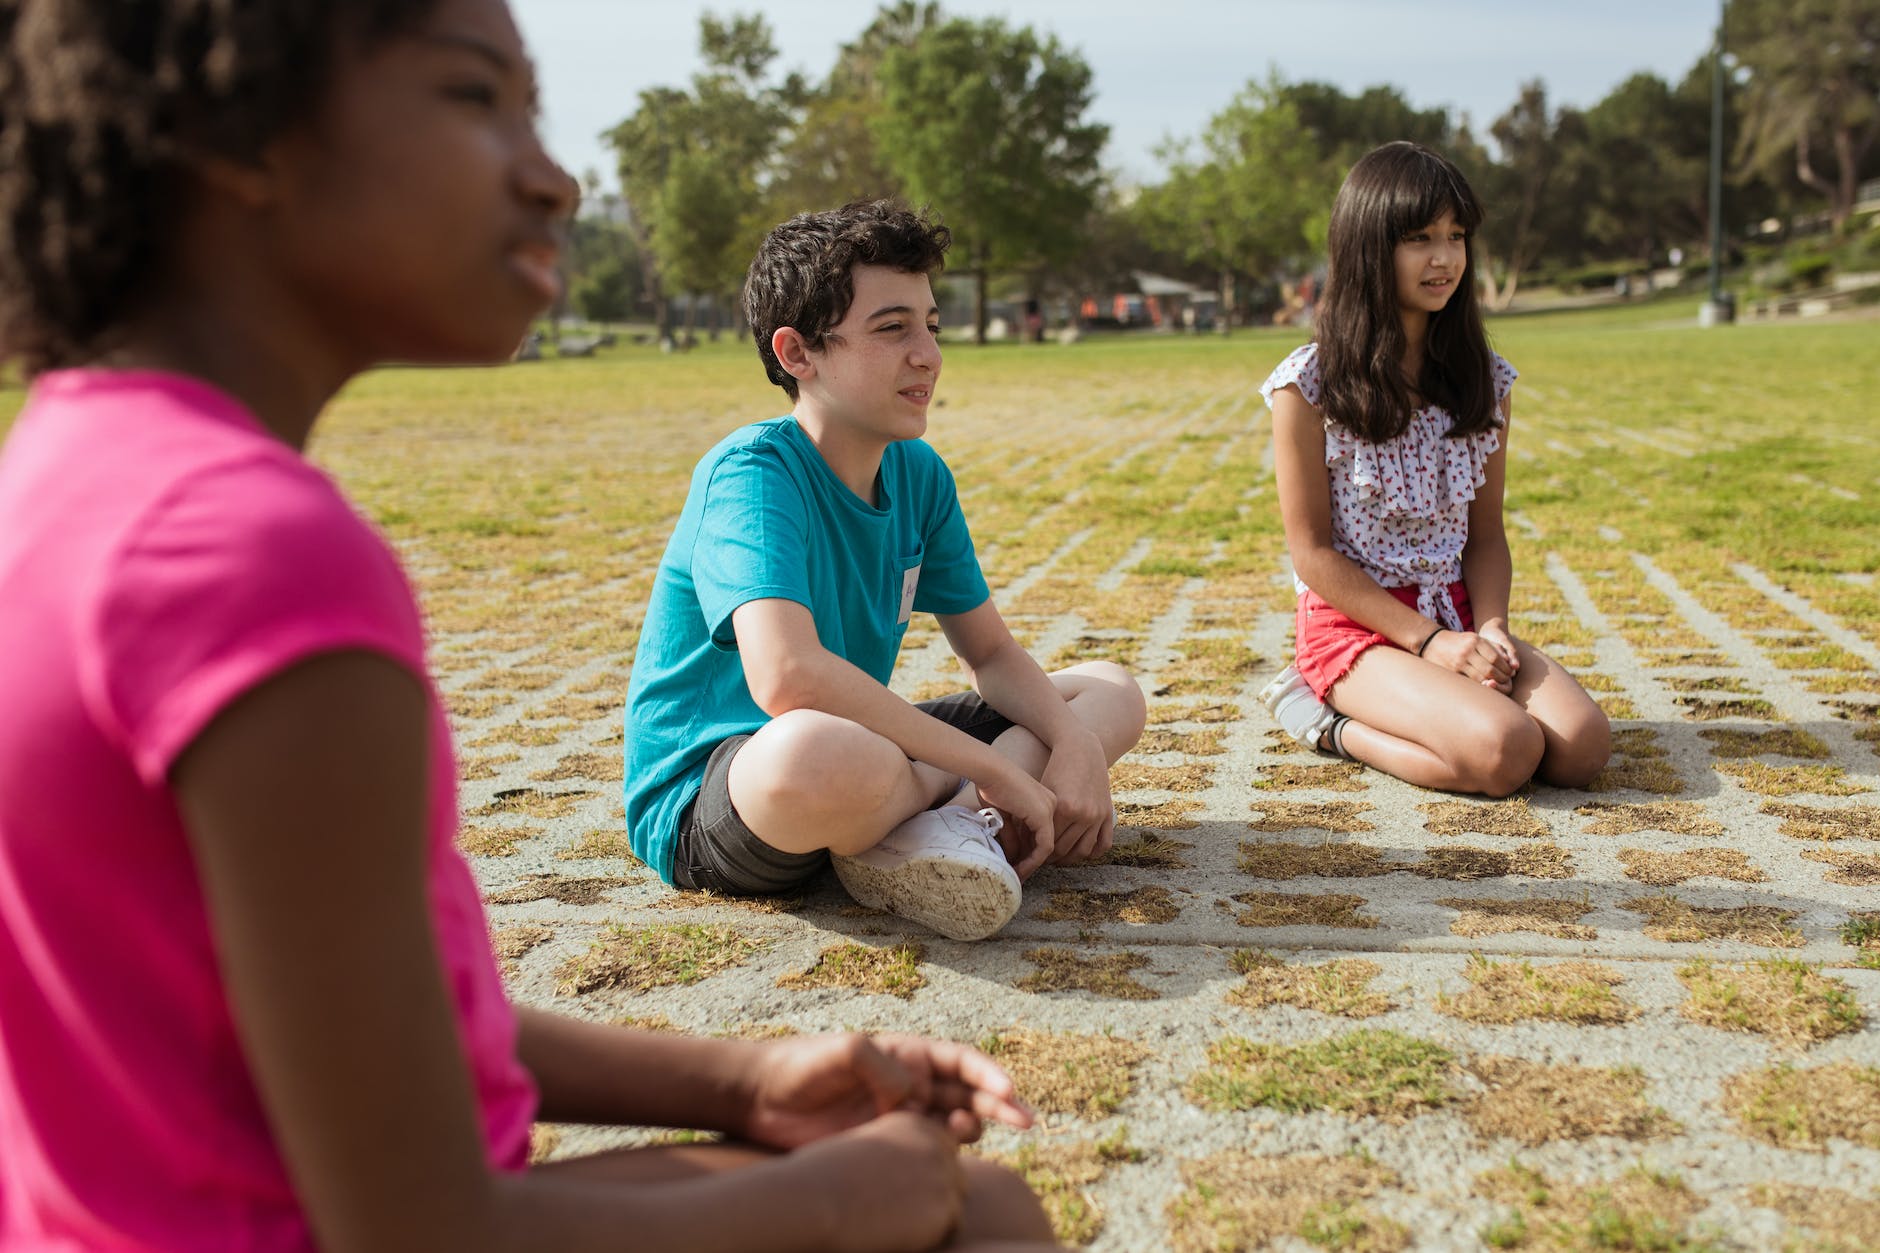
[1701,0,1736,325]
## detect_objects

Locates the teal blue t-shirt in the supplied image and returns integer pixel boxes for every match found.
[623,418,990,882]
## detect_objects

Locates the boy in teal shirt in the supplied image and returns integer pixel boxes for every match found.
[624,201,1145,940]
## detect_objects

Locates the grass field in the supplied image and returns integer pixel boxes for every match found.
[6,300,1878,1249]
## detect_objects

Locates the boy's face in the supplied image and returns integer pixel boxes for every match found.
[800,265,942,444]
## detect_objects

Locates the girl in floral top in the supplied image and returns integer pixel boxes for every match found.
[1259,142,1609,796]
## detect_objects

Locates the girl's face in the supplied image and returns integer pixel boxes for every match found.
[262,0,575,366]
[1393,209,1468,319]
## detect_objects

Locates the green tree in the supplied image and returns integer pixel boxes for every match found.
[1727,0,1880,229]
[874,17,1108,342]
[1580,72,1711,262]
[1476,81,1596,308]
[1134,79,1326,332]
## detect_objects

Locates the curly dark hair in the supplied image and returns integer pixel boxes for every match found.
[0,0,439,375]
[743,199,950,399]
[1314,141,1497,444]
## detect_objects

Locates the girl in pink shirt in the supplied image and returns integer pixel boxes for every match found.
[1260,142,1609,796]
[0,3,1049,1250]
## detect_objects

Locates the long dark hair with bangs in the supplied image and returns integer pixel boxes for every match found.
[1313,141,1497,444]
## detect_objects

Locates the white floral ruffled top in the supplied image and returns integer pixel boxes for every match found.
[1259,342,1517,632]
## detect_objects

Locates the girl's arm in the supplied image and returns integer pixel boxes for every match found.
[174,651,962,1253]
[1272,385,1441,649]
[1461,395,1516,652]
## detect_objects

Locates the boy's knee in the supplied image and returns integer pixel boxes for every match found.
[1067,660,1148,755]
[742,710,903,811]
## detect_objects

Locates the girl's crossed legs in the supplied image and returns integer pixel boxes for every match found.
[1328,636,1610,797]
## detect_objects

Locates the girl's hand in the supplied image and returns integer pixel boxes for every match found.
[739,1033,1033,1150]
[1476,618,1521,677]
[1421,628,1515,693]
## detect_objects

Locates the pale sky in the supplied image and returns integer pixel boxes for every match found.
[512,0,1725,192]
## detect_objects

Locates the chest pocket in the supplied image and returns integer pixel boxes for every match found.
[895,545,924,626]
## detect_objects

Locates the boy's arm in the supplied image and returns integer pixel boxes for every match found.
[732,597,1058,871]
[937,599,1115,866]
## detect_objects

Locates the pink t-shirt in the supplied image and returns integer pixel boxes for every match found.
[0,371,535,1250]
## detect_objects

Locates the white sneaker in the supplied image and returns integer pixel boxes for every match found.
[1259,663,1337,749]
[832,805,1022,942]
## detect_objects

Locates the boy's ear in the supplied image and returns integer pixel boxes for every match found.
[771,326,818,386]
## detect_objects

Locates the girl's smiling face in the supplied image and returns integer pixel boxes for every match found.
[1394,209,1468,317]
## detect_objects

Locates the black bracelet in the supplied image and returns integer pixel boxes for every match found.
[1416,627,1445,657]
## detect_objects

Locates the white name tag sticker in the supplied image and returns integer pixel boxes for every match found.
[898,564,921,624]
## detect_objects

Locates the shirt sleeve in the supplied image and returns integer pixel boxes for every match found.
[83,456,425,787]
[690,446,814,648]
[909,445,990,615]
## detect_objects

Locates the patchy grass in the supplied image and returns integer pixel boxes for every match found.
[991,1128,1141,1248]
[1438,896,1597,941]
[1134,727,1228,756]
[486,873,634,906]
[1148,700,1241,725]
[1575,801,1725,837]
[1168,1151,1406,1253]
[1698,726,1831,759]
[1465,1057,1679,1145]
[1762,802,1880,840]
[1248,800,1375,833]
[1420,798,1550,838]
[469,786,588,818]
[1237,840,1395,879]
[1675,958,1865,1045]
[1842,912,1880,968]
[1252,761,1368,791]
[1033,885,1181,925]
[1716,760,1870,797]
[1413,844,1573,880]
[1586,755,1686,795]
[530,750,625,782]
[1472,1163,1718,1252]
[1748,1184,1880,1253]
[457,824,541,857]
[1725,1061,1880,1150]
[1676,696,1779,721]
[1231,890,1379,930]
[555,828,639,862]
[1114,797,1205,830]
[1093,832,1194,869]
[777,942,925,999]
[1438,956,1639,1026]
[1617,847,1766,885]
[979,1029,1151,1120]
[1110,761,1214,793]
[490,923,553,975]
[1187,1029,1456,1120]
[1018,947,1160,1000]
[1621,893,1804,948]
[1803,847,1880,885]
[1225,952,1396,1018]
[554,923,767,996]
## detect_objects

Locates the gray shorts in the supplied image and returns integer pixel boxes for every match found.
[670,691,1014,896]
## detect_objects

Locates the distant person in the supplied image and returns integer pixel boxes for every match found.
[624,200,1146,940]
[1258,142,1610,795]
[0,4,1053,1249]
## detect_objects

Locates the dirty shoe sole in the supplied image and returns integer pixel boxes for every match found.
[831,853,1021,942]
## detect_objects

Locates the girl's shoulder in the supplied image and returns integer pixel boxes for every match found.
[1489,351,1518,405]
[1259,342,1321,410]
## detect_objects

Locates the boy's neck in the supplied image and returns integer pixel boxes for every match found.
[790,403,889,506]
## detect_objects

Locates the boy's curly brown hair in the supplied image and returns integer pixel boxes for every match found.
[0,0,437,375]
[743,199,950,400]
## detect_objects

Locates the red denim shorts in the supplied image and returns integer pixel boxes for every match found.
[1293,581,1473,701]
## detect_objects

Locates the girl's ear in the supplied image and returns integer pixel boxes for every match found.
[186,149,282,212]
[771,327,816,385]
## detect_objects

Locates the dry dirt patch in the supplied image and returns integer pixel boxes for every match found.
[1167,1151,1406,1253]
[1413,845,1573,880]
[1716,760,1870,797]
[1110,761,1213,793]
[555,828,637,862]
[1238,840,1396,879]
[1762,802,1880,840]
[1438,957,1638,1025]
[458,824,541,858]
[470,786,587,819]
[1134,727,1227,756]
[1804,847,1880,885]
[1586,756,1685,795]
[530,751,625,783]
[491,924,554,976]
[1698,726,1830,759]
[1148,700,1240,725]
[777,942,925,999]
[486,873,633,906]
[1464,1057,1678,1145]
[1093,833,1193,869]
[1252,761,1368,791]
[1617,847,1766,885]
[1621,894,1804,947]
[1225,952,1396,1018]
[555,923,767,995]
[1018,948,1160,1000]
[1114,798,1204,831]
[1231,891,1379,930]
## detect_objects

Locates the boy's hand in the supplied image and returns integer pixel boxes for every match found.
[1040,729,1115,866]
[1421,627,1515,694]
[977,764,1057,879]
[739,1033,1034,1150]
[791,1111,964,1253]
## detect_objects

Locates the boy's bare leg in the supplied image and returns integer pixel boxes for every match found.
[537,1143,1058,1246]
[946,661,1148,806]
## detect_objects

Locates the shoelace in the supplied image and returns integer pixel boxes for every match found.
[966,807,1004,844]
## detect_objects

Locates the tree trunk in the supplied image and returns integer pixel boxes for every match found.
[973,267,988,345]
[1216,269,1234,336]
[1832,125,1857,230]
